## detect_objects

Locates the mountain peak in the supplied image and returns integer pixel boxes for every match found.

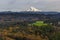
[27,6,42,12]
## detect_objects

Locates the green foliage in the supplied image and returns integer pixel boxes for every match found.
[31,21,55,39]
[32,21,47,26]
[0,37,3,40]
[40,25,54,32]
[31,21,54,33]
[52,32,60,40]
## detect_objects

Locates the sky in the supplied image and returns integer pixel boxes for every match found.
[0,0,60,12]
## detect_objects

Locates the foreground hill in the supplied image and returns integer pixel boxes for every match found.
[0,11,60,40]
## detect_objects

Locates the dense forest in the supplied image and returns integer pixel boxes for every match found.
[0,11,60,40]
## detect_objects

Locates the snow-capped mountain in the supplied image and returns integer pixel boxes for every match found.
[27,6,42,12]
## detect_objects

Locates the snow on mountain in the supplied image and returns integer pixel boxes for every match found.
[27,6,42,12]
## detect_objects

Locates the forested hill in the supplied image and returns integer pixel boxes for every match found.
[0,11,60,22]
[0,11,59,15]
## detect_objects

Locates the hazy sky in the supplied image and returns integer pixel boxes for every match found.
[0,0,60,12]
